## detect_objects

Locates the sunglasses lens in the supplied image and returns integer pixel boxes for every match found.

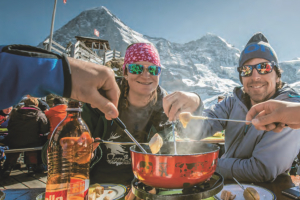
[240,62,274,77]
[128,64,143,74]
[240,66,253,77]
[257,63,272,74]
[148,66,161,76]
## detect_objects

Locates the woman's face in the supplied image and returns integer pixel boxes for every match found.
[126,61,160,96]
[3,107,12,114]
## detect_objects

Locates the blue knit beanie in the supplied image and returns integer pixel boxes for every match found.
[238,33,279,83]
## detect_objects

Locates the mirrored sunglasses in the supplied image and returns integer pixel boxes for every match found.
[126,64,162,76]
[238,62,276,77]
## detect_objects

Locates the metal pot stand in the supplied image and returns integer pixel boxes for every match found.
[132,172,224,200]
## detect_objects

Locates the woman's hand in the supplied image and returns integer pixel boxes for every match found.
[163,91,200,121]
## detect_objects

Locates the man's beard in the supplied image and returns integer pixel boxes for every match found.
[249,93,273,105]
[245,80,277,105]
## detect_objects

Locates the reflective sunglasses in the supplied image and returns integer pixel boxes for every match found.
[237,62,276,77]
[126,64,162,76]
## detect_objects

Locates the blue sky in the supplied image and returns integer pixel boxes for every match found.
[1,0,300,61]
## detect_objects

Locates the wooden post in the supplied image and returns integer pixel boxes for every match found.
[70,44,75,58]
[44,43,48,50]
[103,50,106,65]
[48,0,58,51]
[113,49,116,59]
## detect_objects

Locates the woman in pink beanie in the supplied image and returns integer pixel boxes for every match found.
[81,42,201,190]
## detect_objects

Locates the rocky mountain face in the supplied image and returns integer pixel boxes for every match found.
[39,6,300,107]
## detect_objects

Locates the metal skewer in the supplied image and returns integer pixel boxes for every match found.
[172,122,177,155]
[112,117,147,153]
[206,117,251,124]
[93,139,149,146]
[233,177,246,191]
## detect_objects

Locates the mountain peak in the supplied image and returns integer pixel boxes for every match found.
[83,6,114,18]
[200,33,230,45]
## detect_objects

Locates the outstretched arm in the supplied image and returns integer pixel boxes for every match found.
[246,100,300,132]
[0,45,120,120]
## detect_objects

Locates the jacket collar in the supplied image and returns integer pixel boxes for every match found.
[233,82,299,112]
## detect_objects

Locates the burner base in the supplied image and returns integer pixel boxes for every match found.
[132,172,223,200]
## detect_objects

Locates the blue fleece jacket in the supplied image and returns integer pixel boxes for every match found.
[0,45,71,110]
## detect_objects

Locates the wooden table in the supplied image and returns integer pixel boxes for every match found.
[0,163,47,200]
[2,188,45,200]
[0,163,295,199]
[2,175,294,199]
[225,173,295,200]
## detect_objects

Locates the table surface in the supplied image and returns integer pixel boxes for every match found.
[2,188,45,200]
[2,174,295,200]
[0,163,47,200]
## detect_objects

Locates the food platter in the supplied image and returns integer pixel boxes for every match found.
[215,184,276,200]
[89,183,127,200]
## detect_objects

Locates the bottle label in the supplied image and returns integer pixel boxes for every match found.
[69,178,89,199]
[45,179,89,200]
[45,190,67,200]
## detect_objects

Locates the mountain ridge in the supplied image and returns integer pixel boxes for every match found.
[38,6,300,107]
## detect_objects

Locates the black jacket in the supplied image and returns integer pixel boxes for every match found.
[6,106,49,148]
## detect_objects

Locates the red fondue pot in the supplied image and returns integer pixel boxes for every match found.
[130,141,219,189]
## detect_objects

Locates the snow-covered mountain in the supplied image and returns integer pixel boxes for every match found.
[38,6,300,107]
[38,6,148,56]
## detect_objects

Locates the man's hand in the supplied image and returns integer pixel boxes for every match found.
[163,91,200,121]
[246,100,300,132]
[68,58,120,120]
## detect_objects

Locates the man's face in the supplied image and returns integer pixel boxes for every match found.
[242,58,279,105]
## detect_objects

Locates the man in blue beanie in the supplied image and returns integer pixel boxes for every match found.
[191,32,300,182]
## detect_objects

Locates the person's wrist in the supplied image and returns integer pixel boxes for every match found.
[191,92,201,111]
[62,55,72,98]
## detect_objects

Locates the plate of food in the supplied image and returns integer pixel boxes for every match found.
[88,183,127,200]
[215,184,276,200]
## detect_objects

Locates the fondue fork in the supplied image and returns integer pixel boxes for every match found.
[93,139,149,145]
[179,112,251,128]
[95,118,147,153]
[172,122,178,155]
[233,177,246,191]
[206,117,251,124]
[113,117,147,153]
